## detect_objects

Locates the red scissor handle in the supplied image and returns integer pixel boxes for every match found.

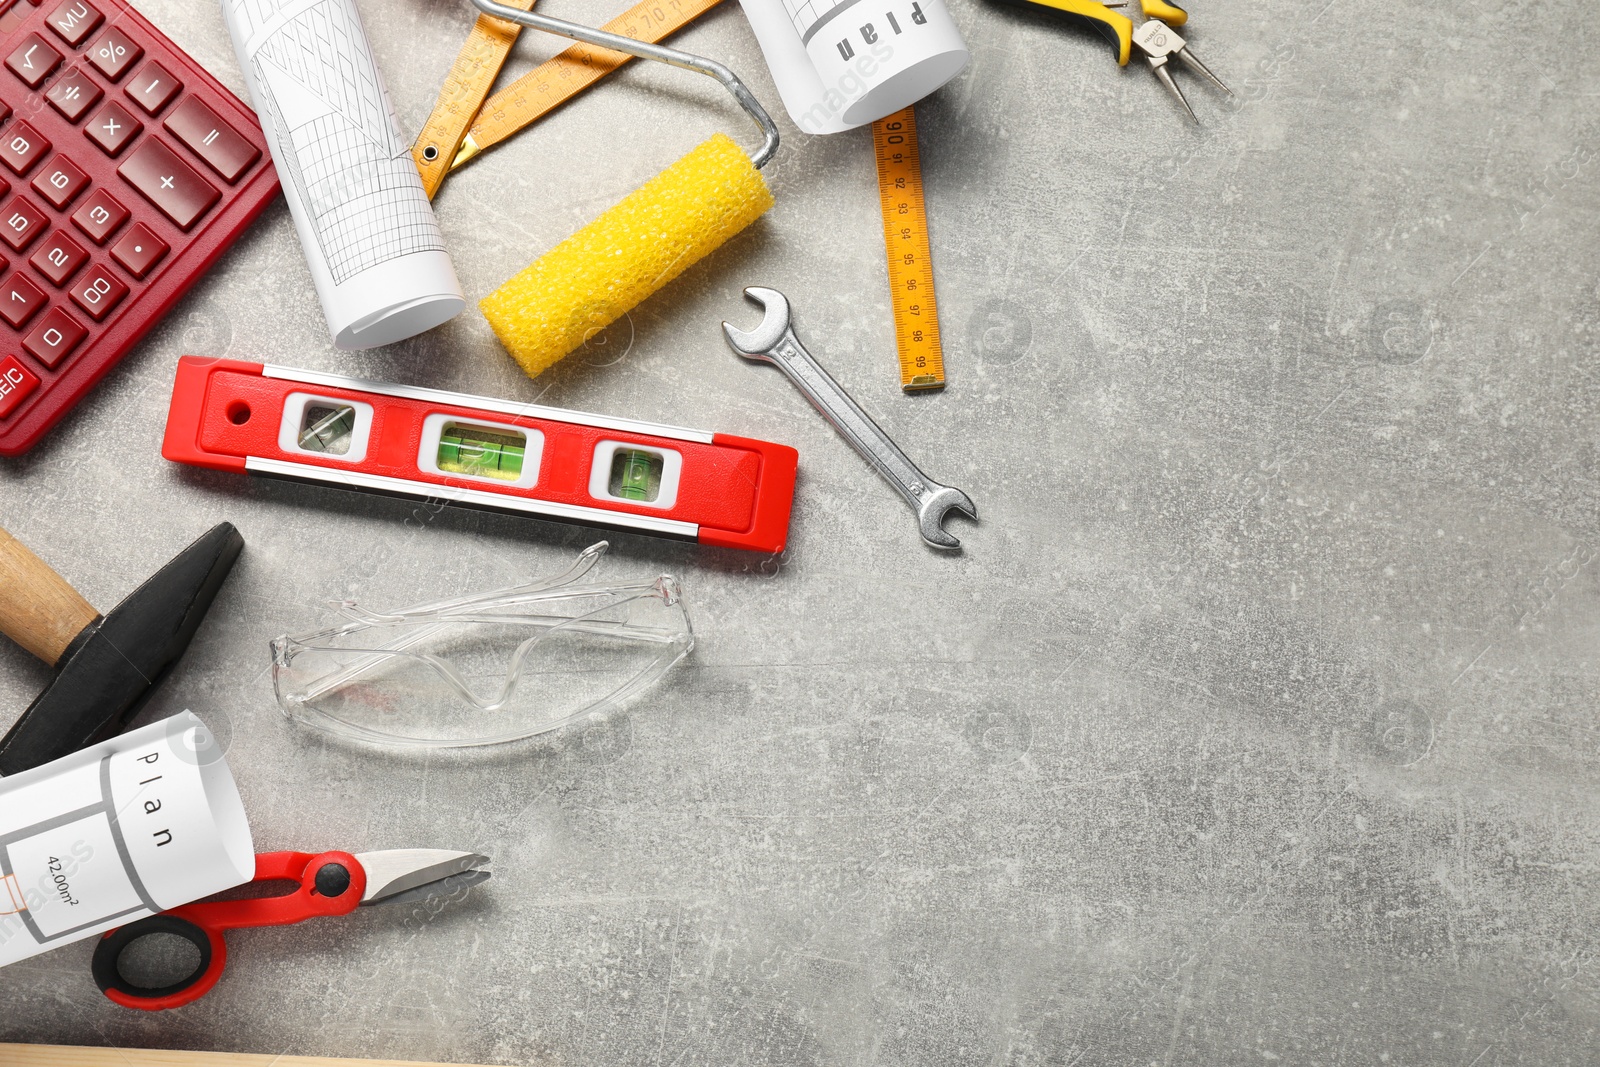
[92,850,366,1011]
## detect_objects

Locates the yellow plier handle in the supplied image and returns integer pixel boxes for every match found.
[1007,0,1131,64]
[1140,0,1186,26]
[999,0,1186,65]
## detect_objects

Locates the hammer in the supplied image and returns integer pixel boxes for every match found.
[0,522,244,775]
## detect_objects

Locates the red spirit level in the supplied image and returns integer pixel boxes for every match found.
[162,357,798,553]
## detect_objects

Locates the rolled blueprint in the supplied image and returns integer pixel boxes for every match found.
[739,0,968,133]
[0,712,254,969]
[221,0,466,349]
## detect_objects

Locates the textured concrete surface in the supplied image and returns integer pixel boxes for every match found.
[3,0,1599,1061]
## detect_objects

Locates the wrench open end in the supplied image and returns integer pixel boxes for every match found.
[919,486,978,550]
[722,286,791,360]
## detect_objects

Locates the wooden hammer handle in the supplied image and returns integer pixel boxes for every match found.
[0,525,99,666]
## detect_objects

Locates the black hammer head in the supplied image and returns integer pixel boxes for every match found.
[0,522,244,775]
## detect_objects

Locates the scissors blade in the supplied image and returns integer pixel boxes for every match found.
[354,849,490,905]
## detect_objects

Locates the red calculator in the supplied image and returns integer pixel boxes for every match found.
[0,0,277,455]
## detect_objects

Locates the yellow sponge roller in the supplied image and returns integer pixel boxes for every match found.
[481,133,774,378]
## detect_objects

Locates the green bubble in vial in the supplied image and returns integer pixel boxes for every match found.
[619,450,655,500]
[438,424,526,480]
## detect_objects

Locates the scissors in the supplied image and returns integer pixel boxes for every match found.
[91,848,490,1010]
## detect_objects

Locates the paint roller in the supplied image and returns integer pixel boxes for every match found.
[468,0,781,379]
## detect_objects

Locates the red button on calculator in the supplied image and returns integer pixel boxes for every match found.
[118,136,215,229]
[68,260,123,319]
[44,0,102,47]
[0,354,38,416]
[0,121,50,174]
[108,220,164,277]
[125,59,177,114]
[85,99,138,155]
[0,0,280,454]
[7,33,61,88]
[30,228,86,284]
[164,97,256,183]
[46,64,100,121]
[85,23,138,80]
[0,271,45,326]
[0,193,46,249]
[31,153,87,207]
[69,186,124,242]
[22,304,84,367]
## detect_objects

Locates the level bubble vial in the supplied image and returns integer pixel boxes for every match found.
[298,404,355,454]
[437,423,526,481]
[609,448,663,501]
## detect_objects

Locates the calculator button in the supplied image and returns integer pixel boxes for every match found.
[84,100,138,155]
[109,220,164,277]
[0,121,48,175]
[164,97,258,183]
[0,354,38,418]
[23,305,85,367]
[46,65,101,121]
[0,195,46,250]
[70,186,125,243]
[31,154,87,208]
[0,98,11,125]
[29,229,86,285]
[67,264,125,324]
[45,0,101,46]
[125,60,177,114]
[68,261,124,320]
[0,271,43,326]
[85,24,138,81]
[118,138,216,230]
[7,34,61,88]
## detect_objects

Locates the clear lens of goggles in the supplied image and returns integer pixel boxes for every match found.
[271,542,692,748]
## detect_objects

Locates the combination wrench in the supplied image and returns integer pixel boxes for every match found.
[723,286,978,550]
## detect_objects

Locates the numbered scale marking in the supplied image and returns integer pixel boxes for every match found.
[871,105,945,391]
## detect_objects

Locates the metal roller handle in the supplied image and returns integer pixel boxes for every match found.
[469,0,780,169]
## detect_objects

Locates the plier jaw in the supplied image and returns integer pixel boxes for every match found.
[1129,16,1234,122]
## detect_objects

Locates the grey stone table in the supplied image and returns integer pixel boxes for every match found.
[3,0,1598,1061]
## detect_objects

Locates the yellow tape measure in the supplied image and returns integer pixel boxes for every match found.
[412,0,535,199]
[872,106,945,391]
[450,0,728,173]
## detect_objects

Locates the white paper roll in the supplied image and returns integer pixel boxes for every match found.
[220,0,466,349]
[739,0,969,133]
[0,712,254,969]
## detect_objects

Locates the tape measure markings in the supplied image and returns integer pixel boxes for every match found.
[451,0,728,171]
[872,106,946,392]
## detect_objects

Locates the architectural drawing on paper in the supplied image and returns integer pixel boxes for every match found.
[226,0,445,285]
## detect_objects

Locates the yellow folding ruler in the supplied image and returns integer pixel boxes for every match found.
[412,0,535,199]
[871,106,945,391]
[413,0,728,198]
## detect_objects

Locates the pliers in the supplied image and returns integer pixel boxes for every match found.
[1002,0,1232,121]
